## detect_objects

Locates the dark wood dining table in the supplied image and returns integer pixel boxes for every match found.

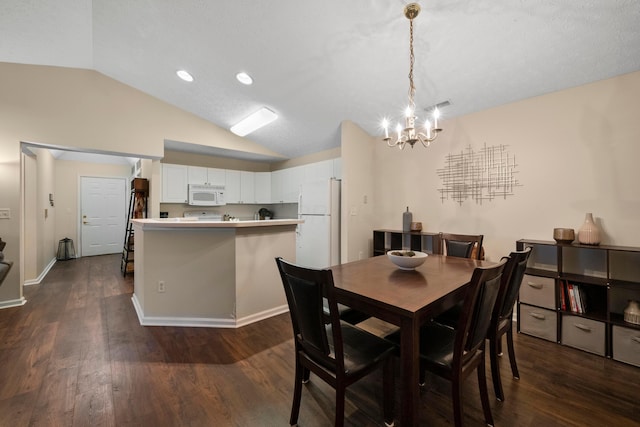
[331,253,488,427]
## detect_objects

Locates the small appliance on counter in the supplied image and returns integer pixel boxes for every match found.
[160,211,169,218]
[258,208,272,220]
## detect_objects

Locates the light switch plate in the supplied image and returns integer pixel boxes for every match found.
[0,208,10,219]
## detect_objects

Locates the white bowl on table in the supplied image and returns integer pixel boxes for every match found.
[386,250,428,270]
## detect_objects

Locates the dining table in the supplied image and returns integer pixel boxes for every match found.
[331,253,489,427]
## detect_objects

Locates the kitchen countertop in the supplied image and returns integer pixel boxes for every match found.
[131,218,302,229]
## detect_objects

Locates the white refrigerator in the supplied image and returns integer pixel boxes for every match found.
[297,178,341,269]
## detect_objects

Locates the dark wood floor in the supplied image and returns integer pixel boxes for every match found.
[0,254,638,426]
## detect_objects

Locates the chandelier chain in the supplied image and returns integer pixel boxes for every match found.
[408,18,416,112]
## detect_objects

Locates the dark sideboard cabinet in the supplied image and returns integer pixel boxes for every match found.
[516,239,640,368]
[373,229,442,256]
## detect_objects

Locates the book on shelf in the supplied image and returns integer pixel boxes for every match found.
[560,281,567,311]
[567,282,577,313]
[578,284,587,313]
[573,284,584,314]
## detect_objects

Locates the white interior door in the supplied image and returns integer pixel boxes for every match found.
[80,177,127,256]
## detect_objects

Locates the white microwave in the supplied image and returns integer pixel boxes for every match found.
[188,184,226,206]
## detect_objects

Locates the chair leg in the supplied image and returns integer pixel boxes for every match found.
[477,355,495,427]
[290,357,304,426]
[335,384,345,427]
[506,326,520,380]
[490,335,505,402]
[383,358,395,426]
[302,367,311,383]
[451,375,464,427]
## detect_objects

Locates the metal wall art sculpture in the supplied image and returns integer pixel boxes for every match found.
[437,144,521,205]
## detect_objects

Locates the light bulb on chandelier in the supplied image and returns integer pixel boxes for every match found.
[382,3,443,149]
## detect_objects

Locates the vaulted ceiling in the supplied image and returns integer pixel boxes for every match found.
[2,0,640,160]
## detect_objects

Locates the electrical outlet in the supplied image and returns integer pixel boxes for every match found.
[0,208,10,219]
[158,281,166,293]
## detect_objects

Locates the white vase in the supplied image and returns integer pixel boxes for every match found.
[624,300,640,325]
[577,213,601,245]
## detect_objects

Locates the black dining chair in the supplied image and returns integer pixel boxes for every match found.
[275,257,395,427]
[441,233,484,260]
[434,248,532,402]
[488,247,531,401]
[386,257,507,427]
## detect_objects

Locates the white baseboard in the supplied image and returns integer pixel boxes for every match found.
[0,297,27,309]
[131,294,288,328]
[235,305,289,328]
[24,257,57,286]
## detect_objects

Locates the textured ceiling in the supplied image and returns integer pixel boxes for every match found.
[2,0,640,161]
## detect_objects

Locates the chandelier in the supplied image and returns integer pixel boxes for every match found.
[382,3,442,149]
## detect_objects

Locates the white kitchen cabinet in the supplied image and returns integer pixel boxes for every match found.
[303,159,334,184]
[207,168,226,185]
[225,170,255,203]
[254,172,271,204]
[225,170,241,203]
[161,163,188,203]
[188,166,225,185]
[271,165,305,203]
[271,170,284,203]
[282,166,303,203]
[187,166,208,185]
[240,171,255,203]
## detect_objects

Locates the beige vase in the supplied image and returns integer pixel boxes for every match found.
[577,212,601,245]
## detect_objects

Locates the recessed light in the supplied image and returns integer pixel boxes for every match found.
[176,70,194,82]
[236,72,253,85]
[230,107,278,136]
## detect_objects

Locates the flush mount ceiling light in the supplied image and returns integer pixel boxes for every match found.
[230,107,278,136]
[176,69,194,82]
[381,3,443,149]
[236,72,253,85]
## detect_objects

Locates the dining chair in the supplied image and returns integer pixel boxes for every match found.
[441,233,484,260]
[433,248,532,402]
[275,257,395,427]
[488,247,532,401]
[386,257,507,427]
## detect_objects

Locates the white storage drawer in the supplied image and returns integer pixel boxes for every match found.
[519,275,556,309]
[612,325,640,367]
[519,304,557,342]
[561,315,605,356]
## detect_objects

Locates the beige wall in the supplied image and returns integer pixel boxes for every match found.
[271,147,341,171]
[33,148,56,276]
[362,70,640,261]
[162,150,272,172]
[341,121,376,263]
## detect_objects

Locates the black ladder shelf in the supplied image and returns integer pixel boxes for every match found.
[121,178,148,276]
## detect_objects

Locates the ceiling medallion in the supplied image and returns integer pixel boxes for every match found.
[382,3,442,149]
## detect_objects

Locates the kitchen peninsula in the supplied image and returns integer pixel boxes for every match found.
[130,218,301,328]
